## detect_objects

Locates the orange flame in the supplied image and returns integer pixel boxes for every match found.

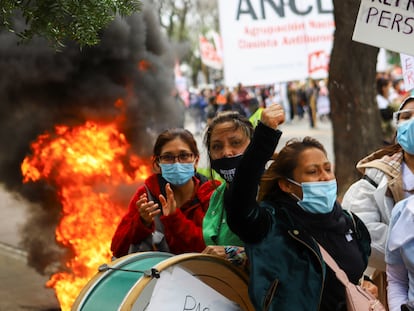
[21,119,151,310]
[137,59,152,72]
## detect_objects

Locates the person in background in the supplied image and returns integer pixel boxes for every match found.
[110,128,218,258]
[342,95,414,308]
[386,195,414,311]
[377,77,394,143]
[306,78,318,128]
[205,94,218,125]
[389,78,408,107]
[202,111,254,268]
[224,103,376,310]
[235,82,252,117]
[316,79,330,122]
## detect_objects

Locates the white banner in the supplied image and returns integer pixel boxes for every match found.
[218,0,335,86]
[353,0,414,56]
[401,53,414,92]
[199,35,224,70]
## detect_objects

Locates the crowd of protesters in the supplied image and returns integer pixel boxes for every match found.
[110,71,414,310]
[184,79,332,136]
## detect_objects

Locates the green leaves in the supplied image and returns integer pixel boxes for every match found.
[0,0,141,48]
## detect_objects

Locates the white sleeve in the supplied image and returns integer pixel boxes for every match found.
[342,178,388,270]
[386,263,409,311]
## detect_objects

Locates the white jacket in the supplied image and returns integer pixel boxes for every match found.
[342,147,405,271]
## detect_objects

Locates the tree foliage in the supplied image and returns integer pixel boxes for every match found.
[0,0,141,47]
[154,0,219,84]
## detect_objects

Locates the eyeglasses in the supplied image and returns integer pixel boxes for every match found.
[394,109,414,124]
[158,152,194,164]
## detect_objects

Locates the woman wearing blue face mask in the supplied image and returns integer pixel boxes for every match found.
[224,104,376,311]
[111,128,218,258]
[342,95,414,308]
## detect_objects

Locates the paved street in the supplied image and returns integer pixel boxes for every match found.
[0,113,332,311]
[0,190,59,311]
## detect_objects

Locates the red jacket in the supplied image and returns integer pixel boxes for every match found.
[111,173,218,258]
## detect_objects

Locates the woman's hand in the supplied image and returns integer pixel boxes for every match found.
[361,280,379,298]
[260,103,285,129]
[159,183,177,216]
[137,193,161,226]
[202,245,226,258]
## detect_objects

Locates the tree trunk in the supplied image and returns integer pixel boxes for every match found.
[330,0,383,197]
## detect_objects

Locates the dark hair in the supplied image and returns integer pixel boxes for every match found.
[153,128,199,163]
[204,111,254,152]
[376,77,390,96]
[258,136,327,201]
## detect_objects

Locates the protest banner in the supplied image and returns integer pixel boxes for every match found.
[353,0,414,56]
[199,35,223,70]
[401,53,414,92]
[218,0,335,86]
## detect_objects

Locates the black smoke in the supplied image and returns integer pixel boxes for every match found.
[0,2,185,274]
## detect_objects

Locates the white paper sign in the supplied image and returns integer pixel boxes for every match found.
[401,53,414,92]
[218,0,335,86]
[145,266,242,311]
[353,0,414,55]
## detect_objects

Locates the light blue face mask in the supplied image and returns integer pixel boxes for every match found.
[288,178,337,214]
[159,163,195,186]
[397,118,414,155]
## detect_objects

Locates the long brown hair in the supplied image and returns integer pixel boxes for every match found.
[258,136,327,201]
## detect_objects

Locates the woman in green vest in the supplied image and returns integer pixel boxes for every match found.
[202,111,254,268]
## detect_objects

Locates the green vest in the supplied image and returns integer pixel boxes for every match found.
[202,183,244,246]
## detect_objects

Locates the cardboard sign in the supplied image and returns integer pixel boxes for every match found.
[353,0,414,55]
[145,266,242,311]
[218,0,335,86]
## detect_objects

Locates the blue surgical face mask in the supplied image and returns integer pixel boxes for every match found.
[397,118,414,155]
[288,178,337,214]
[159,163,195,186]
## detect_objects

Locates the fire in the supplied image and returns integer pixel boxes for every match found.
[21,119,152,310]
[138,59,152,71]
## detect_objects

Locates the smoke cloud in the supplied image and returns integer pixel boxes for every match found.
[0,1,184,274]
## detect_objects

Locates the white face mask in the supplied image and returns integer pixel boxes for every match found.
[287,178,337,214]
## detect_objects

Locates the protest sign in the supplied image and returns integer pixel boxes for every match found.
[401,53,414,92]
[353,0,414,55]
[218,0,335,86]
[146,266,242,311]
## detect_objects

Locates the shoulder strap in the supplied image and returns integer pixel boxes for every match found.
[144,185,156,202]
[362,174,378,188]
[144,185,163,230]
[318,243,351,287]
[143,185,170,252]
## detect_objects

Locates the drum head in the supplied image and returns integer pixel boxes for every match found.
[120,253,254,311]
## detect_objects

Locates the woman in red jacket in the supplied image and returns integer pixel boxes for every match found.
[111,128,218,258]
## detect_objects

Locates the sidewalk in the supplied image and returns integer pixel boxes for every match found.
[0,113,332,311]
[0,190,60,311]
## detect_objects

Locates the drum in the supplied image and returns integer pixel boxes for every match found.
[72,252,254,311]
[72,252,173,311]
